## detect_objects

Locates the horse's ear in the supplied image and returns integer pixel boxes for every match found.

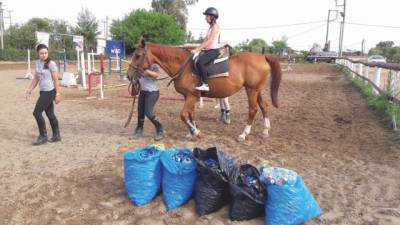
[138,37,146,48]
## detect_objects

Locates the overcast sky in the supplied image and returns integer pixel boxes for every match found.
[3,0,400,51]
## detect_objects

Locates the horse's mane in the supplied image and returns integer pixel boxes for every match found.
[147,43,189,62]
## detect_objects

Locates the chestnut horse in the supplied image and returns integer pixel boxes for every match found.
[127,38,282,141]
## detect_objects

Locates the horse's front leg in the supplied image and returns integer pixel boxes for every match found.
[180,95,200,138]
[238,89,259,141]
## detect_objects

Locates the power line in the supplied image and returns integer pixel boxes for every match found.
[344,21,400,29]
[189,20,325,31]
[287,24,326,39]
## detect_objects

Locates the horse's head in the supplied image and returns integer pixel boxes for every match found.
[126,37,150,81]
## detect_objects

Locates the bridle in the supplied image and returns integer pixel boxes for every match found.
[128,45,148,81]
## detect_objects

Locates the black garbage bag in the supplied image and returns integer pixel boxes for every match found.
[229,164,266,221]
[193,147,237,216]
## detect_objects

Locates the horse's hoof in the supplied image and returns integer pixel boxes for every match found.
[262,129,269,138]
[237,134,246,142]
[223,118,231,125]
[185,133,193,140]
[193,129,201,137]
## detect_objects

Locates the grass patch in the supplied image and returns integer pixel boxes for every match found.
[337,65,400,128]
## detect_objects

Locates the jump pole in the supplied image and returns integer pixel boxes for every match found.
[76,49,80,74]
[87,53,105,100]
[25,49,33,79]
[81,52,87,89]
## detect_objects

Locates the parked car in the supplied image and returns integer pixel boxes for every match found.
[306,51,338,63]
[367,55,386,63]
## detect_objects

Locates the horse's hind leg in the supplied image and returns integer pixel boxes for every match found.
[219,98,231,124]
[257,92,271,137]
[238,89,258,141]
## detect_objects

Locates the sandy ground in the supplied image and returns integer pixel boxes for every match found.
[0,63,399,225]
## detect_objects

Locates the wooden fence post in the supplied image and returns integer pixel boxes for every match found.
[350,62,355,78]
[390,70,400,98]
[81,52,86,89]
[364,65,369,84]
[373,67,381,94]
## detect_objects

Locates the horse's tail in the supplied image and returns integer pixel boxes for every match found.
[264,54,282,108]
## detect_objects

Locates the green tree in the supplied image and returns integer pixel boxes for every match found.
[187,31,203,43]
[110,9,185,53]
[4,24,36,49]
[233,39,250,52]
[48,20,74,51]
[376,41,394,49]
[369,41,400,63]
[233,38,270,54]
[248,38,269,53]
[74,8,100,51]
[4,18,51,50]
[392,48,400,63]
[271,40,288,55]
[151,0,198,31]
[233,38,276,54]
[368,47,383,56]
[26,18,51,32]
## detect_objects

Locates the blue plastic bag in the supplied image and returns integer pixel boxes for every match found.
[260,166,323,225]
[161,148,196,210]
[124,146,162,206]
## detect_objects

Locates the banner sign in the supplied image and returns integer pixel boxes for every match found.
[97,39,106,54]
[35,32,50,48]
[73,35,84,51]
[105,40,125,57]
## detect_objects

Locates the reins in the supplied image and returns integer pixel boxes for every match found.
[167,54,193,87]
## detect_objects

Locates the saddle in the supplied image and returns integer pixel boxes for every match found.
[192,45,230,79]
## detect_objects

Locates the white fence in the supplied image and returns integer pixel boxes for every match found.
[336,58,400,102]
[336,58,400,130]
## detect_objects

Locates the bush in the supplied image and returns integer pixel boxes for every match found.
[0,48,78,62]
[0,48,31,61]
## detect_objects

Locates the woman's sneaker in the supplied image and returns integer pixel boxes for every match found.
[195,83,209,91]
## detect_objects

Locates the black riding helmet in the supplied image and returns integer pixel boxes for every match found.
[203,7,218,19]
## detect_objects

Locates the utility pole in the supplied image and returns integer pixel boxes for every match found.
[7,10,11,27]
[0,1,4,49]
[336,0,346,57]
[105,16,108,40]
[325,9,338,51]
[361,39,366,56]
[101,16,109,40]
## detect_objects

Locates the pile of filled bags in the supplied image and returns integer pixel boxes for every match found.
[123,145,323,224]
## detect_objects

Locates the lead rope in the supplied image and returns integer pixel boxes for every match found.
[124,81,140,128]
